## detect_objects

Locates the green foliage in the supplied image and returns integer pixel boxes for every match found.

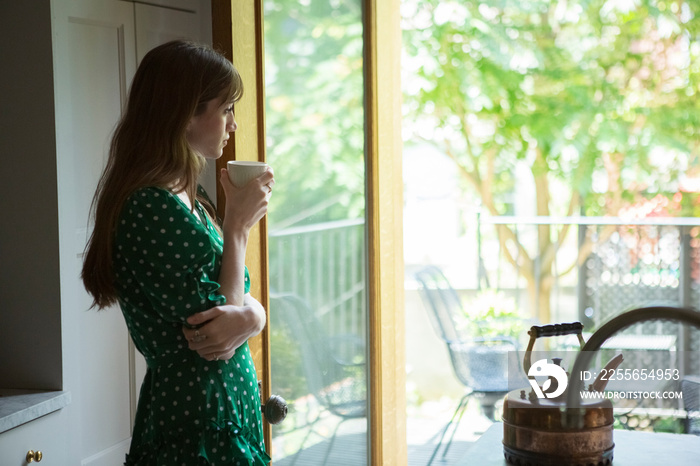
[402,0,700,219]
[263,0,700,226]
[614,412,685,433]
[651,415,685,433]
[463,289,525,340]
[270,322,307,402]
[263,0,365,227]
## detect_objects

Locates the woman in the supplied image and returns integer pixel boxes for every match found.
[81,40,274,465]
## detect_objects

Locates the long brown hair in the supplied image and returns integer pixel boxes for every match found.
[82,40,243,309]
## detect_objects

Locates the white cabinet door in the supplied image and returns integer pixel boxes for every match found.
[128,2,209,399]
[133,1,218,199]
[52,0,137,464]
[135,2,205,62]
[129,0,216,436]
[126,1,215,414]
[0,411,68,466]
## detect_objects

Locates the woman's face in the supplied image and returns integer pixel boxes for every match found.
[186,97,238,159]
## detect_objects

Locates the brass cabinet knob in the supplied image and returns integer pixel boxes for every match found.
[26,450,43,462]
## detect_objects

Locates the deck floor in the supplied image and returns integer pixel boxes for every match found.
[272,398,495,465]
[272,433,476,466]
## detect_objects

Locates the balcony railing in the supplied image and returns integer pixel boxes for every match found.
[269,215,700,419]
[477,215,700,410]
[269,218,366,340]
[268,219,367,438]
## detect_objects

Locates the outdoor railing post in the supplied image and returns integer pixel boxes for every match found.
[477,209,483,290]
[680,224,692,375]
[577,223,593,330]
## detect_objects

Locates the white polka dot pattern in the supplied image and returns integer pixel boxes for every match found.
[113,187,268,465]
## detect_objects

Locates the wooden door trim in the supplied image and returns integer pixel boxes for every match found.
[211,0,271,446]
[212,0,406,463]
[364,0,406,464]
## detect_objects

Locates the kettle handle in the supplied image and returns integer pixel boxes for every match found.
[523,322,585,375]
[529,322,584,339]
[564,305,700,429]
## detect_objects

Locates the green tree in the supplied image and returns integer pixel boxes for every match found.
[263,0,366,228]
[402,0,700,322]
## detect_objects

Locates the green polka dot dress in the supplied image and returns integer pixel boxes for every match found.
[113,187,270,466]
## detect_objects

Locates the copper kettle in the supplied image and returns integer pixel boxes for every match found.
[502,306,700,466]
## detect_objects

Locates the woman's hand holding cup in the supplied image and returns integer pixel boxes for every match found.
[219,161,274,235]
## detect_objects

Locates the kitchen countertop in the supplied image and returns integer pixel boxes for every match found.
[0,389,71,433]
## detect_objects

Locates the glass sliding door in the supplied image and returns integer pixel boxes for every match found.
[263,1,368,464]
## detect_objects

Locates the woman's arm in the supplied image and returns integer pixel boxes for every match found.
[216,167,273,305]
[183,293,266,361]
[183,167,274,360]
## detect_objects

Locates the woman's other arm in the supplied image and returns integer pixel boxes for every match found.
[183,293,266,361]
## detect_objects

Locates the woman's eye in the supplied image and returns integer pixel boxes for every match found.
[225,106,233,114]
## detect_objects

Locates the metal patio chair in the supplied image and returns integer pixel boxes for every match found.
[414,265,522,465]
[682,375,700,435]
[271,293,367,465]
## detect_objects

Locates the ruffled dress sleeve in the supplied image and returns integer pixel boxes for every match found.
[114,187,226,322]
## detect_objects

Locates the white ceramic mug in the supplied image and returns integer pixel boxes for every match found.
[227,161,269,188]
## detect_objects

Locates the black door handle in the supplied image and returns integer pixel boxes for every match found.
[258,380,288,424]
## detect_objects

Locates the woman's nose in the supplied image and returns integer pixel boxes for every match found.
[228,117,238,133]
